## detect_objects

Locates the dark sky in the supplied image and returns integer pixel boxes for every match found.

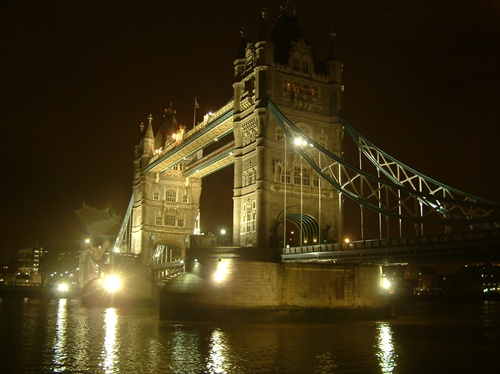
[1,0,499,262]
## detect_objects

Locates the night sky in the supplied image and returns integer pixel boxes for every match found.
[1,1,499,262]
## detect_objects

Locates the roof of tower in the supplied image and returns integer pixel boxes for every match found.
[236,28,247,60]
[327,29,338,61]
[270,12,309,65]
[155,104,176,150]
[257,8,270,42]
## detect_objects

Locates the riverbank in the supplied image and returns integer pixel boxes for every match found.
[0,284,80,299]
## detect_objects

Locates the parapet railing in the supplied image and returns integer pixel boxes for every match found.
[282,228,500,257]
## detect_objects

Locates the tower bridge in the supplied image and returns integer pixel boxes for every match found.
[115,9,499,276]
[80,9,499,313]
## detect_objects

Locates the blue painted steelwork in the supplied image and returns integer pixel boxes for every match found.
[281,227,500,264]
[145,103,234,174]
[113,195,134,252]
[268,100,500,228]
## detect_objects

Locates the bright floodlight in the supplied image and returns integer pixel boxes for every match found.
[382,278,391,290]
[213,261,229,283]
[294,137,307,147]
[103,275,121,293]
[57,283,69,292]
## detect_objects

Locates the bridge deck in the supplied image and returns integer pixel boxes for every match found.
[146,103,234,174]
[281,228,500,264]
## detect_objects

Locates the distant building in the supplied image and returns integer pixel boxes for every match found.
[383,265,436,296]
[455,263,500,297]
[17,243,47,283]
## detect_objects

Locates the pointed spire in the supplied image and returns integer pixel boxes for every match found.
[279,1,296,16]
[145,114,154,139]
[327,29,338,61]
[236,27,247,59]
[257,8,269,41]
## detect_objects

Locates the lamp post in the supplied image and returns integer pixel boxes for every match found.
[318,148,321,245]
[294,137,308,246]
[220,229,226,246]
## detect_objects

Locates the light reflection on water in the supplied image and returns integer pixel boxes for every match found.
[101,308,119,373]
[376,322,397,373]
[208,328,227,373]
[53,299,67,372]
[1,299,499,373]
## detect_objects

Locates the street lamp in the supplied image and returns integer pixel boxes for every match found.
[294,138,305,246]
[220,229,226,246]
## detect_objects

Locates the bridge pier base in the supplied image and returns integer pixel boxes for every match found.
[159,249,391,322]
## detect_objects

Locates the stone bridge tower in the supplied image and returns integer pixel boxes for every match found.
[131,109,202,266]
[232,11,343,248]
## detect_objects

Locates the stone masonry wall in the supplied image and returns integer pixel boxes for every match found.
[167,258,387,311]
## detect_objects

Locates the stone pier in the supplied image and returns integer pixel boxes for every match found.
[159,248,391,322]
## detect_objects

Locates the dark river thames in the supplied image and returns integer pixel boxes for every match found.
[1,297,498,373]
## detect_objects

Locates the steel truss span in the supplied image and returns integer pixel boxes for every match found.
[268,100,500,230]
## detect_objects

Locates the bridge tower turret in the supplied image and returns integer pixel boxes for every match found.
[232,9,344,249]
[131,109,202,268]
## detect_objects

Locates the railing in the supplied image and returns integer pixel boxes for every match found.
[153,261,185,281]
[147,101,234,168]
[281,228,500,262]
[184,142,235,177]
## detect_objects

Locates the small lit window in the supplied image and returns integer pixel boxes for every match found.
[281,169,291,184]
[303,169,310,186]
[182,195,188,203]
[302,60,309,74]
[165,189,176,202]
[155,216,163,226]
[294,167,301,184]
[165,215,176,227]
[313,175,320,188]
[283,80,291,91]
[177,218,184,227]
[153,191,160,201]
[276,128,284,141]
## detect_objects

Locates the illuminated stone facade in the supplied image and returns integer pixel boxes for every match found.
[131,11,345,264]
[131,111,202,265]
[232,13,344,248]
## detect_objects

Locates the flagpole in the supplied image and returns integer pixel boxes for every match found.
[192,96,199,129]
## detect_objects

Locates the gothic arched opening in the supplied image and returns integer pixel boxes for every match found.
[285,213,319,247]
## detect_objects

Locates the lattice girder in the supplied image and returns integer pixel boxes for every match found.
[268,101,500,228]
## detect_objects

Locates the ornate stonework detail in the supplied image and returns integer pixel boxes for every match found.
[274,159,283,183]
[242,118,258,146]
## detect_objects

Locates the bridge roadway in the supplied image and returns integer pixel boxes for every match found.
[154,228,500,282]
[281,228,500,265]
[145,100,235,177]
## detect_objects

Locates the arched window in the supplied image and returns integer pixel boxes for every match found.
[165,215,176,227]
[165,189,176,202]
[302,60,309,74]
[276,128,284,141]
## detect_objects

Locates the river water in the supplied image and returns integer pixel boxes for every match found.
[1,297,499,373]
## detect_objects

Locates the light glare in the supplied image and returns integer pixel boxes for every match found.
[103,275,121,293]
[57,283,69,292]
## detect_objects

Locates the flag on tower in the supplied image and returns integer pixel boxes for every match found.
[193,96,199,129]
